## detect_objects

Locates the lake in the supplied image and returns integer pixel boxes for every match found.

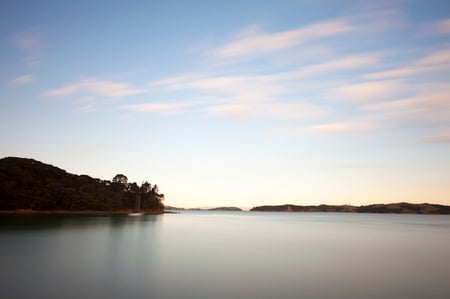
[1,211,449,299]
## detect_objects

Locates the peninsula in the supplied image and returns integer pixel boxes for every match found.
[0,157,164,214]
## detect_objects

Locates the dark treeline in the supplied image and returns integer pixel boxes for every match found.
[251,203,450,214]
[0,157,164,211]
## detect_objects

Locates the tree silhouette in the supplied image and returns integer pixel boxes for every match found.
[112,174,128,185]
[141,181,152,193]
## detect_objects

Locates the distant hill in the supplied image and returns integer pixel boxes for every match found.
[251,203,450,214]
[208,207,242,211]
[355,202,450,214]
[251,204,356,213]
[0,157,164,212]
[164,206,243,211]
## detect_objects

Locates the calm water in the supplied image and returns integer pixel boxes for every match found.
[1,211,449,299]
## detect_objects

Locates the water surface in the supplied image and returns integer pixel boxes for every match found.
[1,211,449,299]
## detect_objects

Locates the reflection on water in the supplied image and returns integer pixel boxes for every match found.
[1,212,450,299]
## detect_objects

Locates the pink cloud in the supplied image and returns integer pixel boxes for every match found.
[154,74,285,103]
[215,20,352,58]
[123,102,185,114]
[206,102,329,120]
[364,48,450,80]
[421,132,450,143]
[9,74,34,86]
[11,31,44,66]
[418,48,450,66]
[334,80,404,102]
[278,55,380,80]
[307,120,377,134]
[43,79,147,98]
[206,104,253,119]
[437,19,450,34]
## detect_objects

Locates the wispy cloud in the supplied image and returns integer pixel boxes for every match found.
[307,119,378,134]
[273,118,378,137]
[214,20,352,58]
[418,48,450,66]
[153,74,285,103]
[364,47,450,80]
[365,66,424,80]
[438,19,450,33]
[41,4,448,145]
[417,17,450,38]
[421,132,450,143]
[352,83,450,143]
[11,31,44,66]
[276,54,380,81]
[9,74,34,87]
[122,101,195,115]
[43,79,147,98]
[334,80,405,102]
[148,52,382,120]
[206,102,329,120]
[363,88,450,112]
[149,70,334,121]
[206,104,253,119]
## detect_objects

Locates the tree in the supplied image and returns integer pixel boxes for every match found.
[151,184,159,194]
[141,181,151,193]
[112,174,128,185]
[128,182,139,193]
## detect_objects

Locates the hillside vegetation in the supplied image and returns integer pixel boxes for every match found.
[251,203,450,214]
[0,157,164,212]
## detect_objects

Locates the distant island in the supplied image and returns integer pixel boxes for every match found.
[164,206,242,211]
[208,207,242,211]
[0,157,164,214]
[251,203,450,214]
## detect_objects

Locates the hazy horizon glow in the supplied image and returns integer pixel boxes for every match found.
[1,0,449,208]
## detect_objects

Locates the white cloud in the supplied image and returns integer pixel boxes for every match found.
[206,104,253,119]
[334,80,405,102]
[149,71,332,122]
[354,83,450,139]
[307,119,378,134]
[273,118,378,137]
[264,102,329,120]
[206,102,329,120]
[364,66,423,80]
[9,74,34,86]
[279,55,380,80]
[215,20,352,58]
[154,74,285,103]
[364,89,450,112]
[122,102,186,114]
[364,48,450,80]
[152,54,381,109]
[43,79,147,98]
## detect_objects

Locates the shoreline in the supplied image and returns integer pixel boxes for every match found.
[0,209,165,215]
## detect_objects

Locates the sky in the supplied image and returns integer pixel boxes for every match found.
[1,0,450,208]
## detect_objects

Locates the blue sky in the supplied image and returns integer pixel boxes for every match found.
[1,0,450,208]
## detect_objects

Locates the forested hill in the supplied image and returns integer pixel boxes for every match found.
[0,157,164,211]
[251,203,450,214]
